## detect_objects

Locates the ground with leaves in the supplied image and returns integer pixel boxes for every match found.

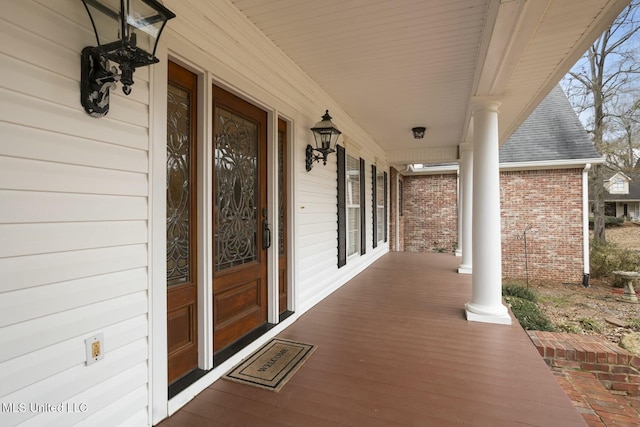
[530,223,640,348]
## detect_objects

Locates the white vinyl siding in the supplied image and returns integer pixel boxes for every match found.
[0,1,152,426]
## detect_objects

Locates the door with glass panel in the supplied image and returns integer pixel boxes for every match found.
[166,61,198,385]
[212,85,269,352]
[278,119,288,315]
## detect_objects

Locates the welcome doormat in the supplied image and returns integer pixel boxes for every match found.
[223,338,316,392]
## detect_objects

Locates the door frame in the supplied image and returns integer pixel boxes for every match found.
[150,43,296,423]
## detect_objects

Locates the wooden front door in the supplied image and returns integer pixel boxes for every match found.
[212,85,269,353]
[167,62,199,385]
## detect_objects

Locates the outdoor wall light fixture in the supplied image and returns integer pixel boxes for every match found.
[80,0,176,117]
[412,127,426,139]
[306,110,342,171]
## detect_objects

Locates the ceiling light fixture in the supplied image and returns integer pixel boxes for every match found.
[412,127,426,139]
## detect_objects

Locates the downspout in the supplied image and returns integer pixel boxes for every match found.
[582,164,591,287]
[395,173,400,251]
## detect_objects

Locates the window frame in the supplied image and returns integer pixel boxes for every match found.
[612,178,625,193]
[337,146,366,268]
[372,166,387,248]
[346,153,361,258]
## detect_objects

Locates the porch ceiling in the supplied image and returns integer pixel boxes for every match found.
[230,0,628,166]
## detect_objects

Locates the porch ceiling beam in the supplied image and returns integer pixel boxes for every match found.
[474,0,550,97]
[387,145,459,167]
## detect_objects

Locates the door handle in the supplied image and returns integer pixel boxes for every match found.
[262,219,271,250]
[262,208,271,250]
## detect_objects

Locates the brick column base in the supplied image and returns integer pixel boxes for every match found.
[528,331,640,396]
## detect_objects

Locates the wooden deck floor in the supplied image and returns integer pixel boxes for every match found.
[158,252,587,427]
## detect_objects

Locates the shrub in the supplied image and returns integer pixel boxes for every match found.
[590,239,640,280]
[606,216,625,226]
[503,284,538,302]
[504,296,555,331]
[589,216,624,228]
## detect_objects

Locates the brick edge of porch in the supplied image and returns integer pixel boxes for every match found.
[527,331,640,396]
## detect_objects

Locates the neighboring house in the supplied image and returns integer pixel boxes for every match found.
[0,1,625,426]
[395,86,602,284]
[603,170,640,219]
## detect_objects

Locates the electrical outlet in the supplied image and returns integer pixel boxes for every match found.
[85,333,104,365]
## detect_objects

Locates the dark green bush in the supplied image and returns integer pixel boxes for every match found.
[503,284,538,303]
[590,239,640,280]
[589,216,624,228]
[606,216,625,226]
[504,296,556,331]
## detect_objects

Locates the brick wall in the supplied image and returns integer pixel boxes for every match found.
[403,174,458,253]
[401,168,585,283]
[528,331,640,396]
[500,169,583,283]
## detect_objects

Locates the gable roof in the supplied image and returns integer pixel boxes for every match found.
[605,171,631,182]
[605,181,640,201]
[602,167,640,201]
[499,85,601,163]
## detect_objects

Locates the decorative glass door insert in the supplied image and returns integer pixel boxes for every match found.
[167,84,192,285]
[214,108,259,271]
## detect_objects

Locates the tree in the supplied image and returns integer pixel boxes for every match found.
[562,0,640,242]
[606,97,640,179]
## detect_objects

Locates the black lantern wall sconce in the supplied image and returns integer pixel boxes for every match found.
[80,0,176,117]
[412,126,426,139]
[306,110,342,171]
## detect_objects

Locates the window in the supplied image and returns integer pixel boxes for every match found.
[346,155,361,257]
[376,170,385,245]
[612,178,625,193]
[372,166,387,247]
[337,146,366,268]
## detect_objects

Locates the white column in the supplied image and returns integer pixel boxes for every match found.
[458,142,472,273]
[455,167,462,257]
[465,99,511,325]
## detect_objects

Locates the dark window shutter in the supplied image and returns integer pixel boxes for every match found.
[337,145,346,268]
[383,171,388,243]
[372,164,377,248]
[360,158,366,255]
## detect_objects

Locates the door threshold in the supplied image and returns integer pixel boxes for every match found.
[168,324,275,398]
[168,369,209,399]
[279,310,294,322]
[213,323,276,369]
[169,315,296,398]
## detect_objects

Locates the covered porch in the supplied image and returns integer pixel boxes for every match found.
[159,252,586,427]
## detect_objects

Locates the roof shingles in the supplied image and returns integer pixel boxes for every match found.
[499,85,600,163]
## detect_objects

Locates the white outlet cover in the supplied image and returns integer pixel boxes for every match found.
[85,333,105,365]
